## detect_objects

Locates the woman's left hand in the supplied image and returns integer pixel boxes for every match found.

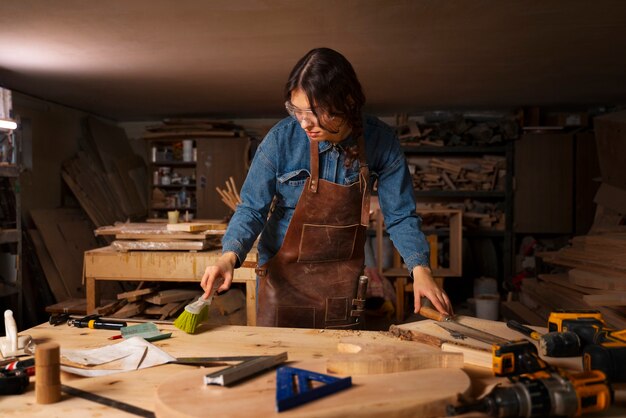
[411,265,453,316]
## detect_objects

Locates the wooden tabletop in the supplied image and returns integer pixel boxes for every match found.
[3,321,626,417]
[1,322,465,417]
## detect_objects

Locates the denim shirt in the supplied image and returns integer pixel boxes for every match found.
[222,114,430,272]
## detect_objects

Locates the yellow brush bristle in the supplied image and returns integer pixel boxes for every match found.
[174,305,209,334]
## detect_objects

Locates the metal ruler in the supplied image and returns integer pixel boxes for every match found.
[62,385,155,418]
[204,352,288,386]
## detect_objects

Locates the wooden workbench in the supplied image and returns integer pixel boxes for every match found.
[84,246,258,325]
[2,321,626,417]
[2,322,470,417]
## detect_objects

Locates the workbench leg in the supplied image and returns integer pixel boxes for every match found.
[246,281,256,326]
[85,277,100,315]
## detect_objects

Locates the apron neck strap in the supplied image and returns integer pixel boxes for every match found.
[308,134,369,195]
[309,140,320,192]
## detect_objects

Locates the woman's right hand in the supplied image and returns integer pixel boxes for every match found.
[200,252,238,299]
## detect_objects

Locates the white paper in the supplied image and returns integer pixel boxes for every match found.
[61,336,176,377]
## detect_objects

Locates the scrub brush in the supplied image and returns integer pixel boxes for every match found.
[174,288,216,334]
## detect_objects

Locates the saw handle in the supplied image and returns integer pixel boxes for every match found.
[418,306,450,322]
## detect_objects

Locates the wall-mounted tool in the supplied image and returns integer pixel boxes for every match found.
[276,366,352,412]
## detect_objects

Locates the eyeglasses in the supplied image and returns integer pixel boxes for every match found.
[285,101,318,122]
[285,101,343,126]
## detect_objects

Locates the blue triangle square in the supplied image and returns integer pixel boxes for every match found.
[276,366,352,412]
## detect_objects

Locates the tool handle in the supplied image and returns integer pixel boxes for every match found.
[507,320,541,340]
[419,306,449,322]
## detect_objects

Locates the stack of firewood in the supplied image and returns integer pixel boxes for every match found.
[96,284,247,325]
[395,112,520,146]
[410,156,506,191]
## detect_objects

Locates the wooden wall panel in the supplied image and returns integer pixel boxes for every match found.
[514,133,573,234]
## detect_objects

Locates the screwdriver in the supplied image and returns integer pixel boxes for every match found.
[68,315,127,330]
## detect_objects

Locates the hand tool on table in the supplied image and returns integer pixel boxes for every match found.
[447,369,612,418]
[275,366,352,412]
[68,314,127,330]
[204,352,288,386]
[419,305,510,345]
[418,305,453,322]
[50,313,172,326]
[61,384,156,418]
[506,319,581,357]
[2,357,35,376]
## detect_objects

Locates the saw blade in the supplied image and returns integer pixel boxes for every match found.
[436,321,509,345]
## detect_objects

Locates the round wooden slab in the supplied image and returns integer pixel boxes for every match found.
[155,361,470,418]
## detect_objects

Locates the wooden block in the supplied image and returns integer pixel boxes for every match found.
[117,287,158,301]
[45,298,88,315]
[569,269,626,291]
[441,343,492,369]
[166,222,227,232]
[583,294,626,307]
[326,337,463,375]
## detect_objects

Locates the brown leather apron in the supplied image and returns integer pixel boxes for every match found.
[256,135,370,329]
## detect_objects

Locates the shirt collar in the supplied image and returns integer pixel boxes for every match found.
[317,135,356,153]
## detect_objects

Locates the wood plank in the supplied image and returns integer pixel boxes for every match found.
[28,229,68,302]
[112,240,211,251]
[45,298,89,315]
[390,318,581,371]
[166,222,227,232]
[144,289,202,305]
[568,269,626,291]
[117,287,158,301]
[500,301,546,327]
[97,222,225,238]
[31,208,99,299]
[539,273,624,295]
[583,293,626,307]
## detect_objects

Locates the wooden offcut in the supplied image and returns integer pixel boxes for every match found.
[326,337,463,375]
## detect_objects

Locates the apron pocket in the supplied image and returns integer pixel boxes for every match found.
[298,223,358,263]
[325,297,349,322]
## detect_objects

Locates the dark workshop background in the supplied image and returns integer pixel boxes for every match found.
[1,1,625,330]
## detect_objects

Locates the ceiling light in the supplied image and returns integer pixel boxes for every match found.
[0,119,17,130]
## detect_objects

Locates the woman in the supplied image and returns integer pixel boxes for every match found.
[201,47,452,328]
